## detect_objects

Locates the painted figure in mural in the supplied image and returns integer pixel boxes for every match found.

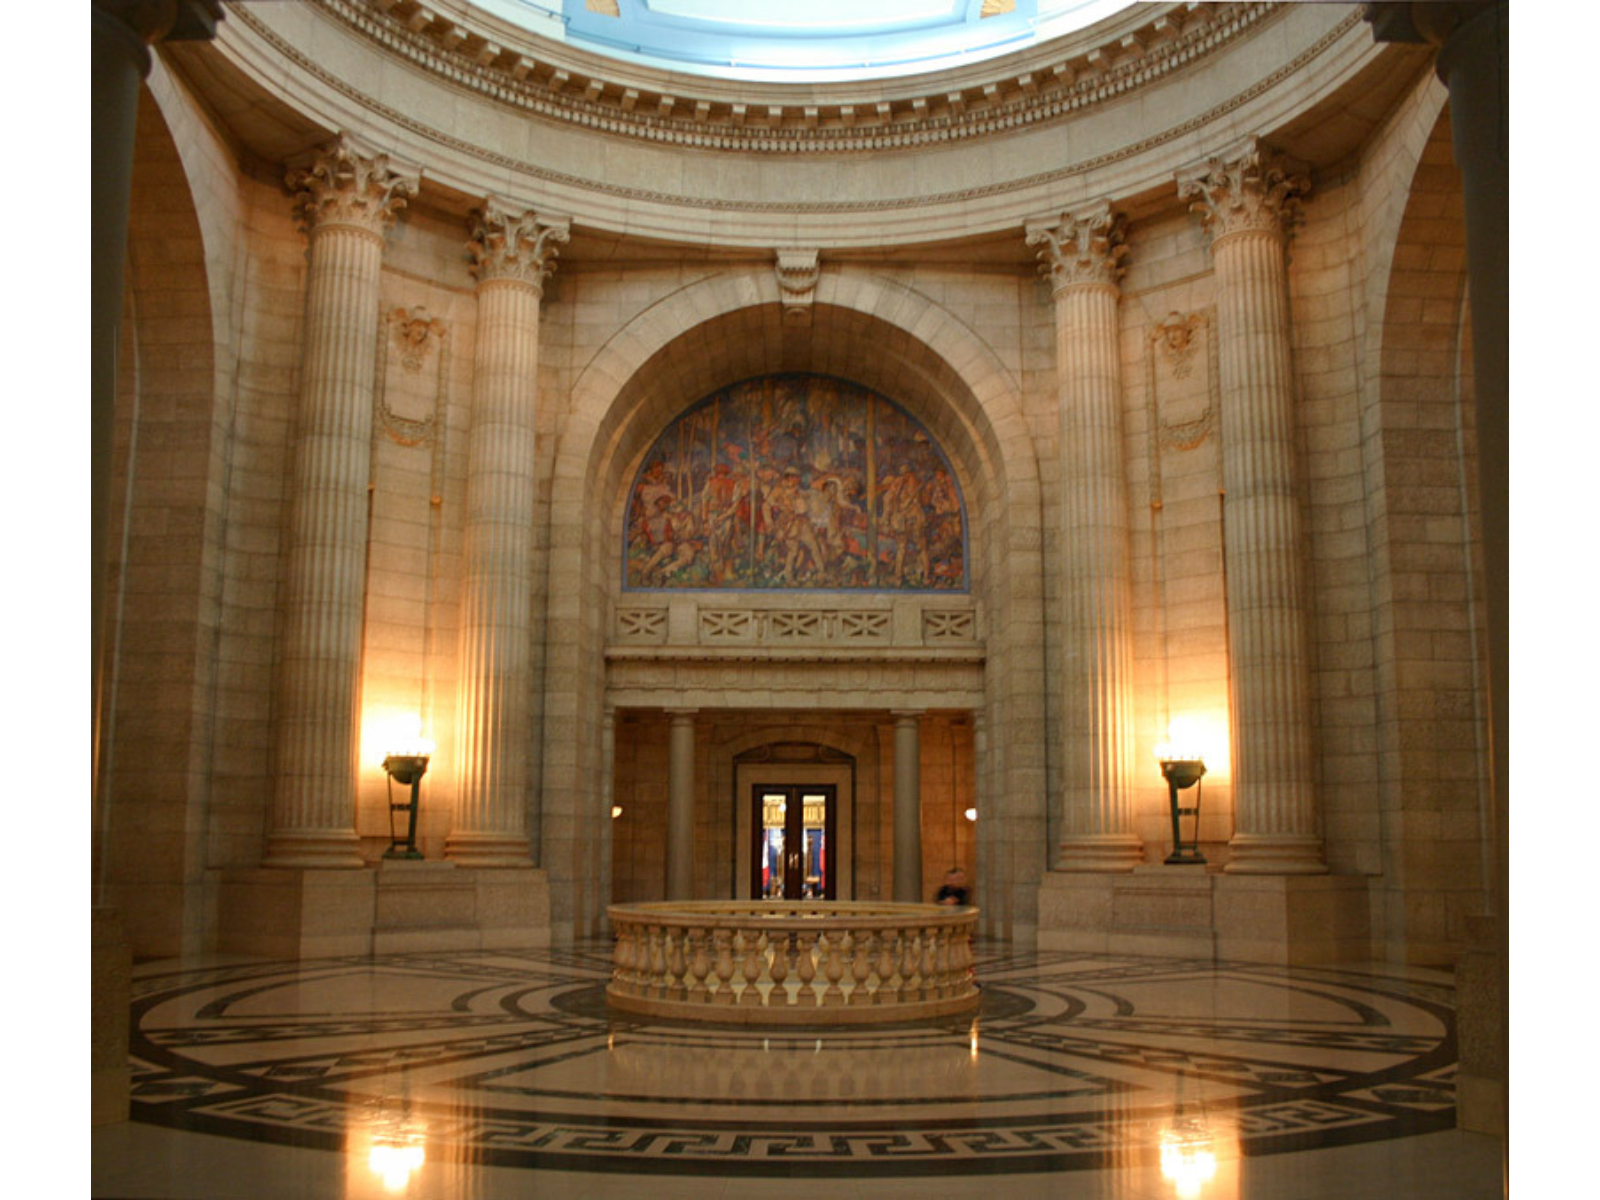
[878,461,930,588]
[700,460,747,585]
[763,466,827,585]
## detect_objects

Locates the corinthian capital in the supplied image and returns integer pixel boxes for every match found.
[468,200,572,290]
[1178,138,1309,243]
[287,134,418,238]
[1024,202,1128,296]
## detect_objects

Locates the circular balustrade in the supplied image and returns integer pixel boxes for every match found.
[607,901,979,1024]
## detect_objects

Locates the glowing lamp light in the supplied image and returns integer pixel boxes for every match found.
[1159,1123,1218,1199]
[379,713,432,861]
[368,1140,426,1193]
[963,807,978,822]
[611,805,624,819]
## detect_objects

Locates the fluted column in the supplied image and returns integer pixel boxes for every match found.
[1179,139,1324,874]
[266,136,417,869]
[1026,203,1143,872]
[666,709,697,899]
[447,200,570,866]
[892,711,924,902]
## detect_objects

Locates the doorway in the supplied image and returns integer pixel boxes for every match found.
[751,784,837,900]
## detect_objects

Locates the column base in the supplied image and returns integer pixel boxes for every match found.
[444,831,533,868]
[261,827,365,870]
[92,905,131,1125]
[1055,833,1145,873]
[1223,832,1327,874]
[218,863,551,958]
[1037,870,1371,964]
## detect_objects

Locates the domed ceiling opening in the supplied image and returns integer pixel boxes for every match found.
[477,0,1139,81]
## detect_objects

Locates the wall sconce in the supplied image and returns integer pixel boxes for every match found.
[1157,756,1206,865]
[611,805,624,819]
[963,807,977,822]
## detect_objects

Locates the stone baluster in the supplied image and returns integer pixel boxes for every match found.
[821,930,846,1006]
[876,929,897,1004]
[687,927,711,1001]
[665,928,687,1000]
[449,201,569,865]
[795,931,818,1006]
[711,930,735,1004]
[769,929,790,1006]
[900,930,920,1000]
[1026,203,1144,872]
[267,136,417,868]
[739,929,764,1006]
[849,931,874,1005]
[1179,139,1326,873]
[647,925,666,999]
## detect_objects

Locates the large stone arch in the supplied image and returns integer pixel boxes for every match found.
[539,268,1045,940]
[1361,97,1489,966]
[102,74,226,958]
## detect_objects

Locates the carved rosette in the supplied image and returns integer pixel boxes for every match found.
[1025,203,1127,295]
[468,200,571,291]
[1178,138,1309,244]
[287,134,417,238]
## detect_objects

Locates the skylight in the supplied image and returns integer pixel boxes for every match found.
[471,0,1139,83]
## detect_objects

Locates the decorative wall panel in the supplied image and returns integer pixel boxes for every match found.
[624,374,968,592]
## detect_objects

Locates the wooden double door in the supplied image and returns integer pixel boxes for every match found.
[751,784,837,901]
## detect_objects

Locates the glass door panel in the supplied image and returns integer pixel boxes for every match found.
[751,785,837,901]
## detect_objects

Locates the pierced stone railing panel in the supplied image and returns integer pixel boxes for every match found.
[607,901,979,1024]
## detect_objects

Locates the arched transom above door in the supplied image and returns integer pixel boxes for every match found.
[624,373,969,593]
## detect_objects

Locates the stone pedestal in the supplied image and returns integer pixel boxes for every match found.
[1037,870,1370,964]
[218,867,379,959]
[1212,874,1369,964]
[91,905,132,1125]
[218,863,551,957]
[1037,868,1215,959]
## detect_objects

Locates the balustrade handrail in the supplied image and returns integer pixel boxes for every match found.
[606,900,980,1025]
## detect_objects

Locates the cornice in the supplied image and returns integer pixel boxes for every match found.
[222,2,1364,218]
[256,0,1301,157]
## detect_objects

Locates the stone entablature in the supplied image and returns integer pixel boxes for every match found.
[273,0,1307,155]
[612,597,980,652]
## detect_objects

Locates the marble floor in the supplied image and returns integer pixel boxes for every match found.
[92,942,1505,1198]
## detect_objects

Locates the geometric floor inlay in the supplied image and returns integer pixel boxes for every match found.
[128,943,1458,1177]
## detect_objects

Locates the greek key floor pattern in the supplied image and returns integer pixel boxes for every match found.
[94,942,1504,1198]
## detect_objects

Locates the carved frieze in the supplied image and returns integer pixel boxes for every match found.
[1024,202,1128,295]
[1178,137,1310,243]
[287,133,417,237]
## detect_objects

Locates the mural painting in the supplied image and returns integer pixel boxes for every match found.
[624,374,967,592]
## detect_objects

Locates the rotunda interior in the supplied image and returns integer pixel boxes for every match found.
[90,1,1508,1194]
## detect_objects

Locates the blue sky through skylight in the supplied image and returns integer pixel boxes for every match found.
[473,0,1137,82]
